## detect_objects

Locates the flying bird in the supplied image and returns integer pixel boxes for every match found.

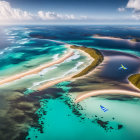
[119,64,127,70]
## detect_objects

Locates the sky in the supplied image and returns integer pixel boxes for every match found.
[0,0,140,24]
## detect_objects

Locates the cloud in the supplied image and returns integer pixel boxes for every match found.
[131,13,140,19]
[127,0,140,11]
[0,1,78,24]
[126,0,140,20]
[0,1,33,22]
[38,11,76,20]
[1,0,136,24]
[118,7,125,12]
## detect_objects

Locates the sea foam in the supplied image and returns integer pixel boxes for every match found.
[38,66,57,76]
[64,51,80,62]
[53,54,59,61]
[29,61,84,90]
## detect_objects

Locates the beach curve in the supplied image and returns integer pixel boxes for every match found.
[75,89,140,103]
[0,51,74,86]
[36,45,104,91]
[93,34,137,45]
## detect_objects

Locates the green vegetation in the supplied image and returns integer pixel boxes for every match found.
[70,45,104,78]
[131,38,140,42]
[128,74,140,89]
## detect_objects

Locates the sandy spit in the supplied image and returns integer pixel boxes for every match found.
[0,51,74,86]
[37,76,72,91]
[93,35,136,44]
[75,89,140,103]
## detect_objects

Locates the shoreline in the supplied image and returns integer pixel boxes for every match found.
[75,89,140,103]
[70,45,104,78]
[128,73,140,91]
[0,44,101,89]
[37,45,103,91]
[1,41,139,102]
[0,51,74,86]
[37,75,72,91]
[93,35,137,44]
[35,45,138,92]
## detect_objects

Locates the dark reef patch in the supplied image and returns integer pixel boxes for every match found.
[118,124,123,129]
[0,86,64,140]
[63,93,123,132]
[96,119,109,130]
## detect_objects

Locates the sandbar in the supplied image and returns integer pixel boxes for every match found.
[37,45,103,91]
[37,76,72,91]
[70,45,103,78]
[0,51,74,86]
[75,89,140,103]
[93,35,136,44]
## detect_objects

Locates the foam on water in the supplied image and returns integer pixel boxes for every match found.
[17,38,29,45]
[63,61,84,76]
[28,77,58,90]
[53,54,59,60]
[64,51,80,63]
[0,51,4,55]
[28,61,84,90]
[38,66,57,76]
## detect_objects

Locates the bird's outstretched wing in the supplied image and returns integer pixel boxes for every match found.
[121,64,125,69]
[119,64,127,70]
[119,66,123,70]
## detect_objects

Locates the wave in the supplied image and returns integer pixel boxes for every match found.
[35,51,78,77]
[64,51,80,62]
[17,38,29,45]
[0,51,4,55]
[28,61,84,90]
[38,52,82,77]
[0,47,11,55]
[12,46,22,49]
[53,54,59,61]
[24,30,32,35]
[8,36,15,39]
[28,77,58,89]
[7,38,14,41]
[0,47,10,55]
[0,45,23,56]
[38,66,57,76]
[63,61,84,76]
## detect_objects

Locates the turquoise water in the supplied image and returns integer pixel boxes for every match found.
[26,82,140,140]
[0,25,140,140]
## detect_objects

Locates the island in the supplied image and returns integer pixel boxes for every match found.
[128,74,140,90]
[70,45,104,78]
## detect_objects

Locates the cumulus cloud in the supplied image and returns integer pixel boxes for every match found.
[0,1,80,24]
[127,0,140,10]
[118,7,125,12]
[0,1,33,22]
[126,0,140,20]
[131,13,140,19]
[38,11,75,20]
